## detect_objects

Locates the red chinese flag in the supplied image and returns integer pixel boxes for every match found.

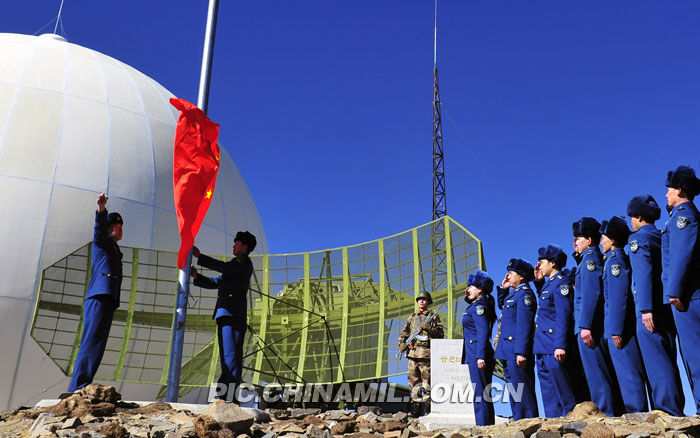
[171,98,220,269]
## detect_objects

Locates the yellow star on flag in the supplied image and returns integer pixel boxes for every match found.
[205,189,213,199]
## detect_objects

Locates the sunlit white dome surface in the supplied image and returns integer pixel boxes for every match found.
[0,33,268,409]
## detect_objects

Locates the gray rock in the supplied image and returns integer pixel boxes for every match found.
[361,412,380,423]
[626,433,651,438]
[151,423,178,438]
[289,408,321,419]
[57,430,79,438]
[324,410,355,421]
[261,433,276,438]
[623,413,650,422]
[29,413,62,434]
[357,406,382,416]
[532,432,561,438]
[204,401,255,434]
[392,412,408,421]
[266,409,289,420]
[61,417,83,429]
[306,424,331,438]
[559,422,587,435]
[243,407,272,423]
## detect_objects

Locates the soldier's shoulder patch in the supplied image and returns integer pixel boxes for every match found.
[677,216,688,230]
[611,264,621,277]
[629,240,638,253]
[476,305,485,315]
[524,294,534,306]
[586,260,596,271]
[560,285,570,296]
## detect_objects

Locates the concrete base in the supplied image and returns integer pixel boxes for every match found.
[419,413,476,431]
[419,413,510,431]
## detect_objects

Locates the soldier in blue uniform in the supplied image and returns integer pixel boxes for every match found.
[533,245,577,417]
[662,165,700,413]
[572,217,623,416]
[461,270,496,426]
[190,231,257,402]
[627,195,685,416]
[599,216,649,413]
[69,193,124,392]
[495,258,539,420]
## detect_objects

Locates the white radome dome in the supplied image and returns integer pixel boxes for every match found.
[0,33,268,409]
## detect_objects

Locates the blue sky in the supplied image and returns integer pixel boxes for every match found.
[4,0,700,415]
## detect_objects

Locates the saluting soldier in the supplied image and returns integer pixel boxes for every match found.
[495,258,539,420]
[190,231,257,403]
[572,217,623,417]
[398,291,444,416]
[599,216,649,413]
[461,270,496,426]
[627,195,685,416]
[662,165,700,413]
[69,193,124,392]
[533,245,577,417]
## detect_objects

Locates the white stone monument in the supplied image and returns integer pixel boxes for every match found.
[419,339,476,430]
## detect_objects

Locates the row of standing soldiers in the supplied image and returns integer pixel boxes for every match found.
[399,165,700,425]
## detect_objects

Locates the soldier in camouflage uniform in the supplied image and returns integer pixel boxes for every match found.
[398,291,444,416]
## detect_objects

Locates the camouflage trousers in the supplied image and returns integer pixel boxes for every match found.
[407,357,431,401]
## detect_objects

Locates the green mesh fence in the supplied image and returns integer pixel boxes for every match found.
[30,216,485,397]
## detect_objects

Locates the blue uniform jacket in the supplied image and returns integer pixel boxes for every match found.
[662,202,700,303]
[602,249,635,339]
[628,224,665,316]
[462,294,495,363]
[195,254,254,320]
[534,272,573,354]
[574,247,604,336]
[495,283,536,359]
[86,210,122,307]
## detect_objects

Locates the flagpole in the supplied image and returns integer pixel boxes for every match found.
[166,0,220,403]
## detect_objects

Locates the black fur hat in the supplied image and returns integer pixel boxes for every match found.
[506,258,534,283]
[600,216,631,246]
[626,195,661,222]
[573,217,601,241]
[537,244,567,269]
[666,166,700,197]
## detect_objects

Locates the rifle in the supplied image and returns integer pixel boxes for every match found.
[396,312,438,359]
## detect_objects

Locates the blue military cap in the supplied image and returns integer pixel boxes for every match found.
[468,270,494,294]
[537,244,567,269]
[666,165,700,197]
[107,212,123,225]
[506,258,534,282]
[572,217,601,241]
[626,195,661,222]
[600,216,631,246]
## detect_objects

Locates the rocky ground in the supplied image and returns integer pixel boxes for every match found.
[1,384,699,438]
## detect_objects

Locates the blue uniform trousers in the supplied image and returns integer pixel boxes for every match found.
[536,354,577,417]
[636,317,685,416]
[607,336,649,413]
[503,359,538,420]
[216,316,246,401]
[467,360,495,425]
[69,296,114,392]
[674,299,700,413]
[564,339,591,403]
[577,336,624,416]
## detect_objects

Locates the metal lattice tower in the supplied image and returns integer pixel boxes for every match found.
[430,0,447,295]
[432,1,446,220]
